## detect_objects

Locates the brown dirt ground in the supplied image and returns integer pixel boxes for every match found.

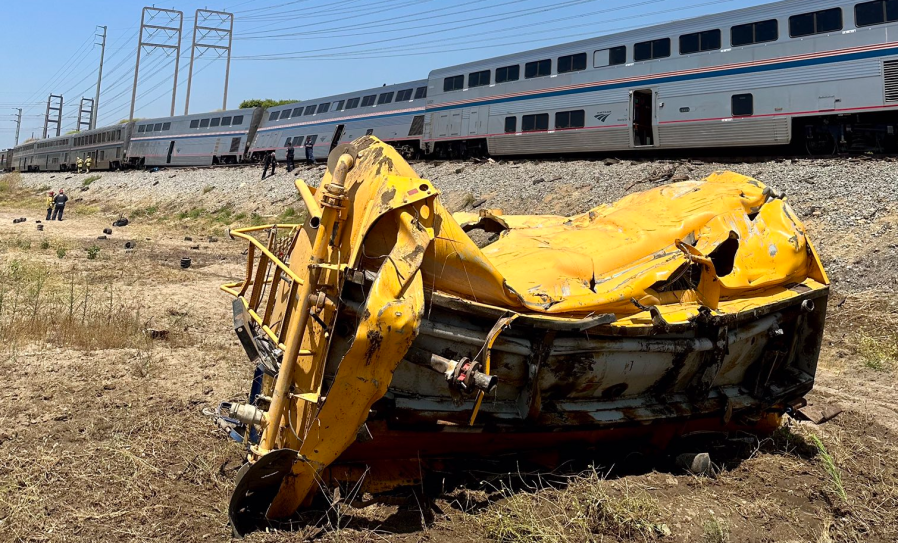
[1,174,896,543]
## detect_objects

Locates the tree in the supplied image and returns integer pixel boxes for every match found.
[239,99,299,109]
[119,118,142,124]
[65,130,80,135]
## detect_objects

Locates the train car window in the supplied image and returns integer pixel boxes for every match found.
[268,112,279,121]
[524,59,552,78]
[284,138,292,146]
[362,94,378,107]
[790,8,842,37]
[594,46,627,67]
[468,70,491,88]
[334,100,345,111]
[505,116,517,133]
[522,113,549,131]
[233,115,244,125]
[304,105,317,115]
[443,75,464,92]
[138,125,146,133]
[555,110,586,129]
[210,118,221,127]
[856,0,898,26]
[680,29,721,54]
[557,53,587,74]
[377,92,393,105]
[318,102,331,113]
[414,86,428,99]
[221,117,232,126]
[288,107,300,118]
[307,135,319,145]
[365,129,374,136]
[200,119,210,128]
[396,90,413,102]
[732,94,754,116]
[495,64,520,83]
[346,97,360,109]
[190,119,200,128]
[162,122,171,130]
[634,38,671,61]
[280,110,292,120]
[116,130,121,139]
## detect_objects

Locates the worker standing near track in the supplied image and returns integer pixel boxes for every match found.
[85,155,92,173]
[261,152,276,180]
[45,191,55,221]
[51,189,68,221]
[304,137,314,164]
[76,157,83,174]
[285,142,295,172]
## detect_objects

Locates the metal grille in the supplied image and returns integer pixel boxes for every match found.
[884,60,898,102]
[408,115,425,136]
[230,137,241,153]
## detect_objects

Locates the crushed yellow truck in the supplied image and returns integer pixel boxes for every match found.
[219,136,829,535]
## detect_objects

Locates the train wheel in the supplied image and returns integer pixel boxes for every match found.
[806,130,837,156]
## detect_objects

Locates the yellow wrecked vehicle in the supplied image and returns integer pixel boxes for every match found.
[220,137,828,534]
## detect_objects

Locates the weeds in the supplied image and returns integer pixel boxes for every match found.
[809,434,848,502]
[703,516,730,543]
[39,239,50,250]
[0,259,148,352]
[85,244,101,260]
[82,174,101,186]
[480,468,669,542]
[857,333,897,372]
[56,247,67,259]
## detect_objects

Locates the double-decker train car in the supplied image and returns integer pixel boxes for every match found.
[248,80,429,161]
[70,123,134,170]
[127,108,263,167]
[423,0,898,156]
[0,148,13,171]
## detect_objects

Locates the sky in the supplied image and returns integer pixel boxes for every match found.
[0,0,775,149]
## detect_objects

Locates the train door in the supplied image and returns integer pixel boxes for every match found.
[166,141,175,164]
[330,125,345,153]
[631,89,656,147]
[468,110,480,135]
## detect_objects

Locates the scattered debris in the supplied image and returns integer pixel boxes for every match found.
[112,216,129,227]
[471,197,488,208]
[145,328,170,340]
[180,257,192,269]
[676,452,713,476]
[103,228,112,235]
[184,236,193,241]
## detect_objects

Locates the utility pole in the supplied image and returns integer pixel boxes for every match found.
[184,9,234,114]
[91,25,107,130]
[130,7,183,121]
[78,98,94,132]
[12,108,22,146]
[43,94,63,138]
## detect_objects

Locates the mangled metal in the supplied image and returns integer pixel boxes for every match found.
[220,136,829,534]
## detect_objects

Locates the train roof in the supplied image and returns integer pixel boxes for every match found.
[430,0,845,76]
[135,108,258,124]
[263,79,429,114]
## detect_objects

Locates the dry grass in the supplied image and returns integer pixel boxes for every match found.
[0,172,41,208]
[479,468,669,542]
[0,258,150,353]
[857,333,898,372]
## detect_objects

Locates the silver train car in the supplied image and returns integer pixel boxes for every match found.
[70,124,133,170]
[249,80,429,161]
[423,0,898,156]
[0,148,12,172]
[127,108,263,167]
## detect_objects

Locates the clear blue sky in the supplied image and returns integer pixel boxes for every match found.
[0,0,773,149]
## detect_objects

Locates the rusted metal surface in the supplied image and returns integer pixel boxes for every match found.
[221,136,829,533]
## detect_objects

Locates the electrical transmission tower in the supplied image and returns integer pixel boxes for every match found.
[184,9,234,114]
[12,108,22,146]
[78,98,94,132]
[91,25,107,130]
[130,7,183,121]
[43,94,63,138]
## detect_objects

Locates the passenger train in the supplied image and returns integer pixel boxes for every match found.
[7,0,898,171]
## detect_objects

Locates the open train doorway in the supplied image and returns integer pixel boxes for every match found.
[330,124,345,153]
[631,89,655,147]
[166,141,175,164]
